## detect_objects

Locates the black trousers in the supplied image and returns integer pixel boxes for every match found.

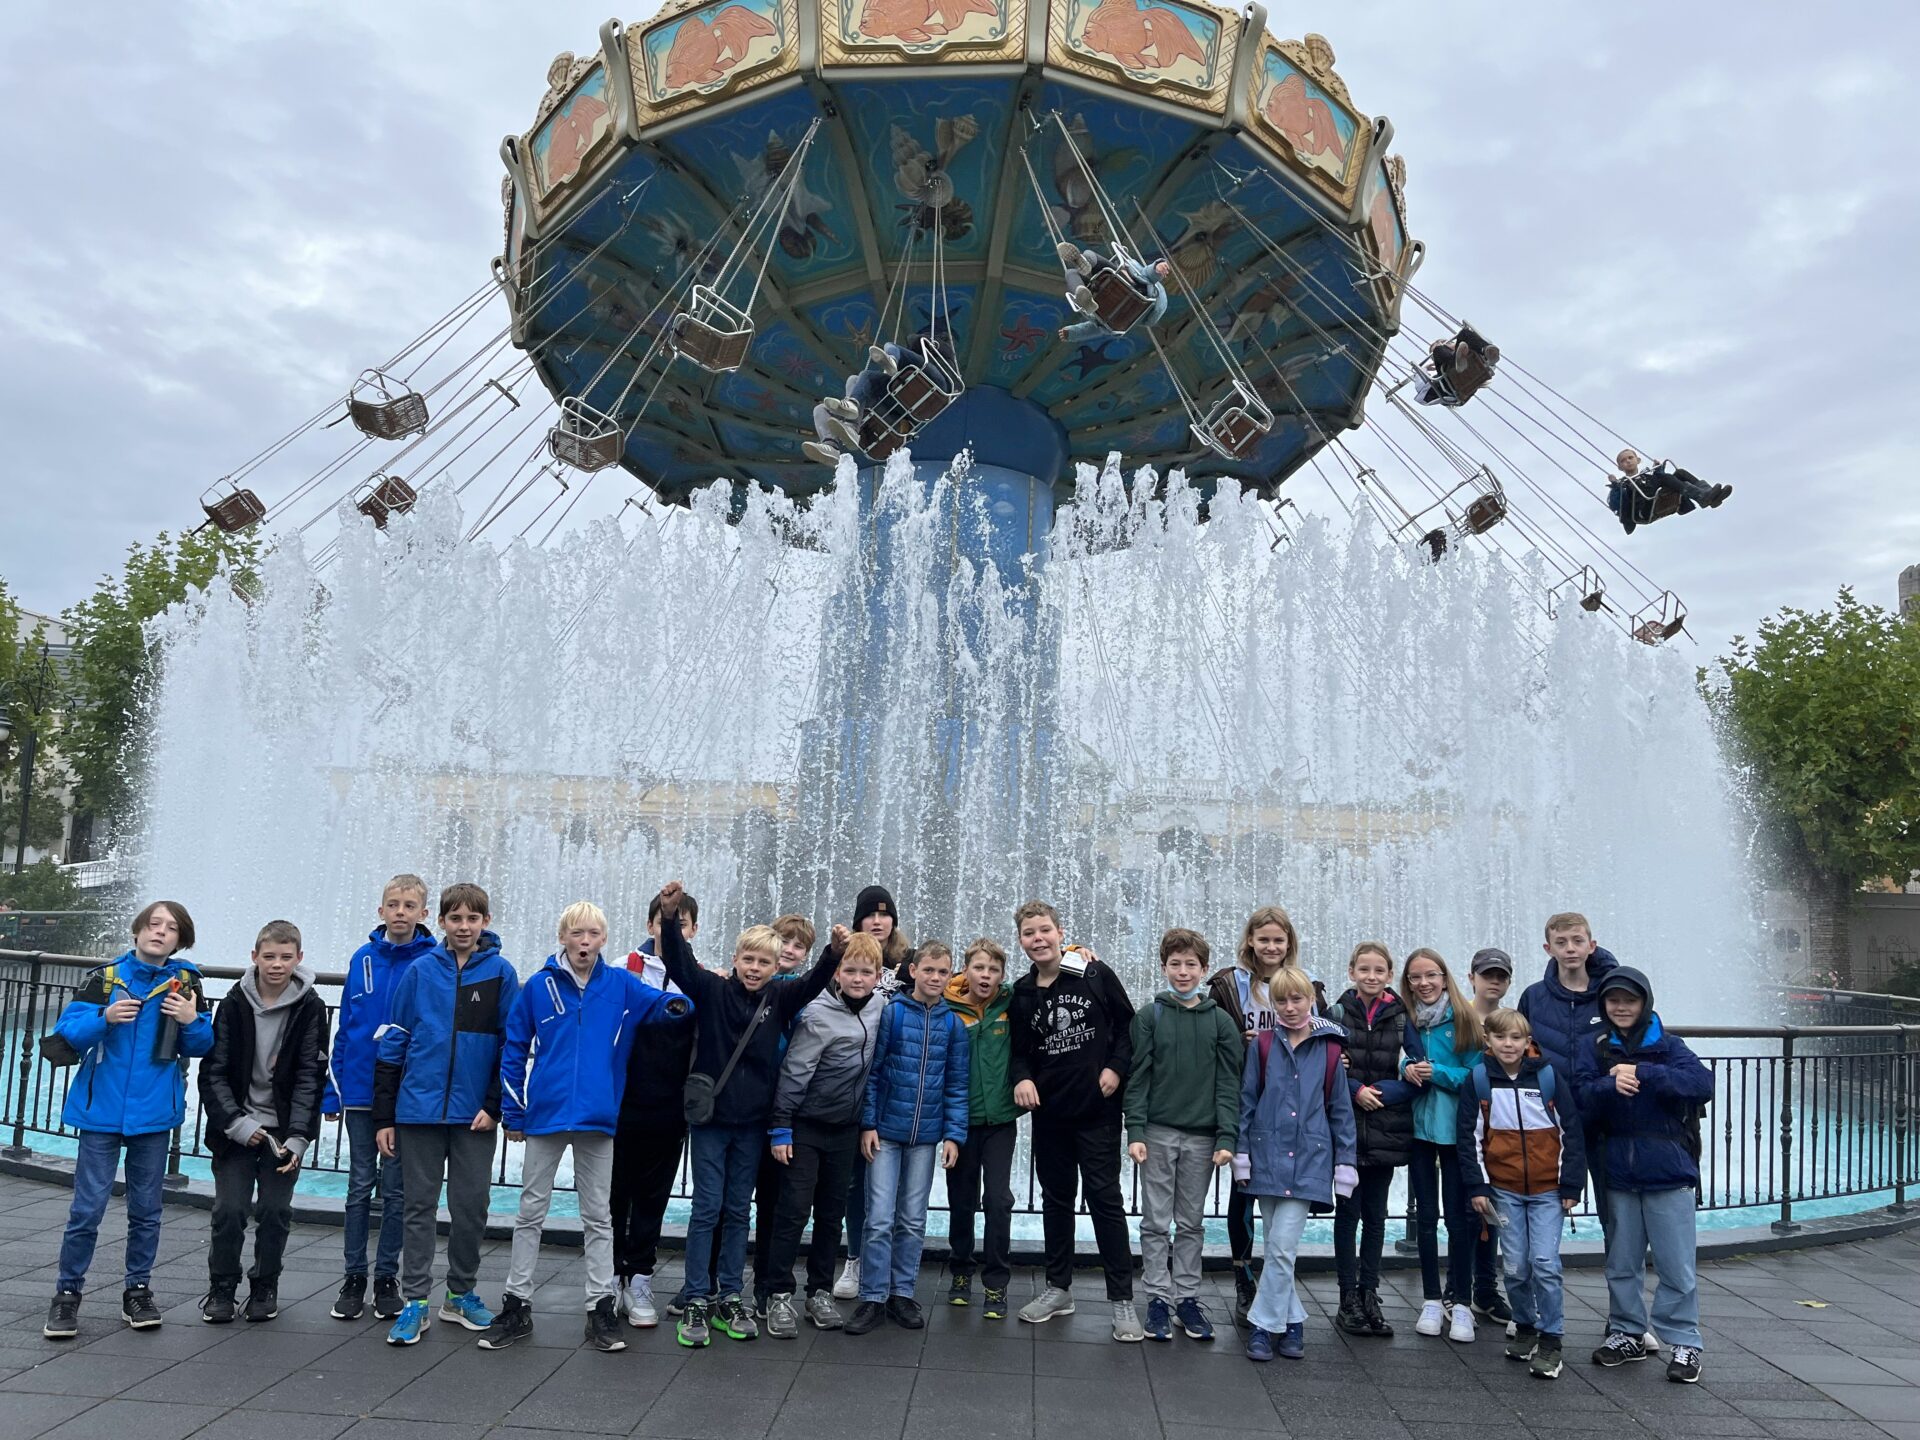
[766,1119,860,1297]
[1333,1163,1396,1293]
[947,1119,1015,1290]
[210,1142,299,1287]
[1033,1114,1132,1300]
[1227,1187,1261,1268]
[610,1118,686,1279]
[750,1146,781,1297]
[1409,1139,1475,1302]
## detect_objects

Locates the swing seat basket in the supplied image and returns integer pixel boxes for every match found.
[1458,489,1508,535]
[200,482,266,534]
[548,397,625,472]
[352,474,418,529]
[1082,259,1156,336]
[347,370,430,440]
[669,285,754,374]
[1194,382,1273,460]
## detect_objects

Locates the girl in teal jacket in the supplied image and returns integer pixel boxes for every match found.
[1400,949,1486,1339]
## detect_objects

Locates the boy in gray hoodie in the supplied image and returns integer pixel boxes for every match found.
[198,920,330,1323]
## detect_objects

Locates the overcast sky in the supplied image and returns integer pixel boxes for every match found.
[2,0,1915,655]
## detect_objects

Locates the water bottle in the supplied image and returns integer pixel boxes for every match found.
[151,978,183,1064]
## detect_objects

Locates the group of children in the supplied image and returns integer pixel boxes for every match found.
[39,883,1714,1386]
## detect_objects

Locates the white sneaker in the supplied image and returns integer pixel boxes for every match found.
[833,1260,860,1300]
[1018,1287,1075,1324]
[627,1274,658,1329]
[1642,1330,1662,1356]
[1416,1299,1447,1336]
[1448,1303,1475,1343]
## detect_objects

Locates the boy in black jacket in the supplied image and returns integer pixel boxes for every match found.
[1008,900,1139,1340]
[198,921,330,1324]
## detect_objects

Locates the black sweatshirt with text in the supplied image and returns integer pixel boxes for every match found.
[1009,952,1135,1127]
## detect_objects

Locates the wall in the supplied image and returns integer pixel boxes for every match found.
[1851,892,1920,992]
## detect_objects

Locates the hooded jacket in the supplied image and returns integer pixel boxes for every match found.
[619,938,699,1125]
[1576,968,1713,1193]
[1124,990,1242,1150]
[55,950,213,1136]
[200,966,330,1159]
[1327,986,1421,1168]
[1409,1001,1482,1146]
[770,986,881,1140]
[1456,1054,1586,1201]
[1009,951,1135,1126]
[1208,965,1329,1040]
[372,932,520,1126]
[944,973,1016,1127]
[324,924,436,1113]
[862,989,969,1147]
[1516,944,1620,1109]
[1237,1015,1358,1202]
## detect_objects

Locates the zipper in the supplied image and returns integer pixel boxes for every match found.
[909,1000,931,1141]
[441,954,465,1123]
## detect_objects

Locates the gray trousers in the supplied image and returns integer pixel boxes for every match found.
[506,1131,616,1306]
[398,1123,498,1302]
[1138,1123,1215,1302]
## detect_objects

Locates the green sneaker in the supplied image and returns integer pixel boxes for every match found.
[947,1275,972,1307]
[677,1298,711,1348]
[712,1294,758,1341]
[982,1287,1008,1320]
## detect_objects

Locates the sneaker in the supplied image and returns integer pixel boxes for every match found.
[1415,1299,1447,1337]
[1245,1325,1274,1362]
[1335,1288,1368,1335]
[1643,1330,1664,1357]
[1506,1322,1539,1362]
[1448,1303,1475,1343]
[803,440,844,467]
[713,1295,758,1341]
[806,1292,843,1330]
[825,416,862,449]
[869,346,898,375]
[478,1294,534,1350]
[1232,1264,1257,1326]
[833,1260,861,1300]
[1472,1292,1513,1325]
[888,1296,925,1330]
[666,1287,691,1317]
[1056,241,1085,271]
[202,1283,238,1325]
[677,1299,711,1348]
[751,1292,770,1320]
[1175,1298,1215,1341]
[946,1274,972,1307]
[982,1288,1008,1321]
[372,1274,403,1320]
[765,1293,800,1339]
[331,1275,366,1321]
[387,1299,432,1345]
[1592,1331,1649,1367]
[1277,1320,1304,1360]
[1667,1344,1702,1384]
[585,1295,626,1353]
[121,1285,162,1330]
[1070,285,1097,315]
[43,1290,81,1340]
[1111,1301,1145,1343]
[1142,1297,1173,1342]
[1361,1289,1395,1337]
[627,1274,659,1328]
[439,1290,493,1332]
[1531,1336,1564,1380]
[1018,1286,1075,1324]
[824,397,860,421]
[244,1281,279,1323]
[844,1300,887,1335]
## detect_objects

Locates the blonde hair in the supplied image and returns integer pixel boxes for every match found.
[1349,940,1394,971]
[839,933,884,970]
[1237,905,1300,1010]
[1401,947,1485,1054]
[964,937,1007,973]
[1483,1008,1532,1039]
[557,901,608,938]
[733,924,783,963]
[1544,911,1591,940]
[1269,966,1318,1003]
[384,873,428,904]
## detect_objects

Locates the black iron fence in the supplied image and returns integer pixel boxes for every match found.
[3,949,1915,1234]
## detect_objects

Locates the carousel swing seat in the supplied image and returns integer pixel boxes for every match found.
[347,369,430,441]
[548,397,625,472]
[352,473,418,529]
[669,285,754,374]
[1193,381,1274,460]
[200,480,266,533]
[1077,245,1157,336]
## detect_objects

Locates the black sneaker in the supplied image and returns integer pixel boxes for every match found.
[44,1290,82,1339]
[1473,1292,1514,1325]
[121,1285,162,1330]
[202,1283,238,1325]
[1335,1288,1369,1335]
[1530,1336,1564,1379]
[982,1287,1007,1320]
[1506,1322,1539,1362]
[1361,1289,1394,1338]
[372,1274,403,1320]
[1232,1264,1257,1326]
[585,1295,626,1353]
[1592,1331,1649,1367]
[844,1300,886,1335]
[1666,1345,1702,1384]
[712,1295,758,1341]
[245,1281,279,1323]
[887,1296,925,1330]
[946,1274,971,1307]
[331,1275,367,1320]
[478,1294,534,1350]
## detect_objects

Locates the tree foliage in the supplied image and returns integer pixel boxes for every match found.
[0,857,88,912]
[0,577,68,859]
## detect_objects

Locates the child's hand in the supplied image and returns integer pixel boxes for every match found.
[1404,1059,1432,1085]
[160,992,198,1024]
[658,881,684,919]
[1471,1195,1494,1219]
[772,1143,793,1165]
[1014,1080,1040,1110]
[277,1149,302,1175]
[246,1130,268,1147]
[471,1111,496,1132]
[377,1126,398,1158]
[860,1129,880,1161]
[104,996,141,1025]
[830,923,850,950]
[1561,1196,1577,1213]
[1211,1149,1233,1168]
[940,1141,958,1169]
[1097,1067,1121,1098]
[1354,1085,1384,1112]
[1610,1066,1640,1096]
[1128,1141,1148,1164]
[505,1130,524,1143]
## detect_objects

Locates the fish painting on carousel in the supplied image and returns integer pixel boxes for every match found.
[659,2,780,91]
[530,59,613,193]
[1077,0,1208,77]
[857,0,999,45]
[1262,73,1348,176]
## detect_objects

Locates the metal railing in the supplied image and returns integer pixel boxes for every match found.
[3,948,1915,1234]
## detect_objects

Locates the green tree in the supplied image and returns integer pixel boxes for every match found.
[0,578,68,864]
[60,528,258,847]
[1702,588,1920,985]
[0,857,87,912]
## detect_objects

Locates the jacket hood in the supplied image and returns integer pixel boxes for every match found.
[241,964,315,1013]
[539,952,609,985]
[367,924,438,960]
[943,972,1008,1021]
[1537,944,1618,999]
[889,988,951,1020]
[1154,988,1218,1013]
[1601,1007,1665,1056]
[428,930,504,970]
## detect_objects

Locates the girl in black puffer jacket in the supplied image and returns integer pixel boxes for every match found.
[1327,942,1422,1338]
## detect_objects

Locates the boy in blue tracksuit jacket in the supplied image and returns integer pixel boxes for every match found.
[1578,966,1713,1383]
[480,902,692,1354]
[1517,912,1619,1227]
[321,873,437,1322]
[43,901,213,1339]
[371,883,520,1345]
[846,945,969,1334]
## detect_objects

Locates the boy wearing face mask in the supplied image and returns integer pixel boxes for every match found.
[1125,929,1242,1343]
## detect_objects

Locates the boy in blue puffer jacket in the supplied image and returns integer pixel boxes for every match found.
[1578,967,1713,1385]
[372,883,520,1345]
[44,901,213,1340]
[323,873,437,1323]
[479,901,691,1355]
[844,944,969,1336]
[1518,911,1619,1232]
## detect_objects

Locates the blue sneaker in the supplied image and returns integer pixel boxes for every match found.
[386,1299,432,1345]
[1246,1326,1274,1362]
[1277,1320,1304,1359]
[439,1290,494,1332]
[1143,1297,1172,1341]
[1176,1298,1215,1341]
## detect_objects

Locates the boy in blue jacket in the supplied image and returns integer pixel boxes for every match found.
[1517,911,1619,1233]
[372,883,521,1345]
[480,901,691,1354]
[323,873,436,1322]
[844,944,969,1336]
[1578,967,1713,1384]
[44,901,213,1339]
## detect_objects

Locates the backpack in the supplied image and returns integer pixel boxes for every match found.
[1471,1061,1556,1109]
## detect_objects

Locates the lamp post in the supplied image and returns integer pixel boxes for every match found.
[0,643,56,876]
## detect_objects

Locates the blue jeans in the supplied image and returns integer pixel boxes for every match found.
[1492,1189,1565,1336]
[1247,1197,1310,1333]
[59,1130,169,1294]
[1605,1186,1701,1349]
[342,1110,405,1278]
[683,1122,760,1301]
[859,1139,938,1302]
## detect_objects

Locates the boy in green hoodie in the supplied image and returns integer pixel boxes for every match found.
[943,938,1017,1316]
[1125,928,1242,1343]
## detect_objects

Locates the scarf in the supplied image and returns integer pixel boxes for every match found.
[1414,996,1450,1031]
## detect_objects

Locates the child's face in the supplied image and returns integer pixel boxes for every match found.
[777,939,807,973]
[380,889,425,940]
[734,946,778,991]
[860,910,895,943]
[1545,926,1595,968]
[964,953,1002,1001]
[133,906,181,959]
[562,922,605,969]
[1473,969,1511,1006]
[836,958,880,1000]
[1275,990,1314,1030]
[1250,922,1290,971]
[1018,915,1062,966]
[649,912,698,942]
[1487,1030,1529,1068]
[911,954,952,1003]
[253,940,300,989]
[1162,950,1207,996]
[1350,951,1391,999]
[1404,956,1446,1007]
[442,904,489,953]
[1603,990,1647,1030]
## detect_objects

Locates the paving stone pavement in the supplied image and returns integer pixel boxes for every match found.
[0,1173,1916,1440]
